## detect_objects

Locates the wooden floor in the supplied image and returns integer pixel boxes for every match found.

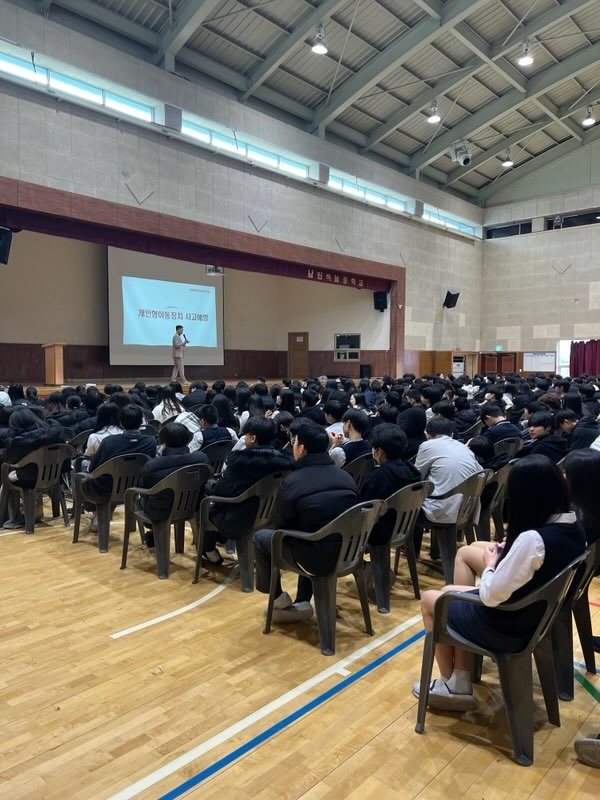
[1,503,599,800]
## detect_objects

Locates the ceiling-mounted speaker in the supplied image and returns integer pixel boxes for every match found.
[0,227,13,264]
[443,289,460,309]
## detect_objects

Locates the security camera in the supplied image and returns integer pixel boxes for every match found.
[450,140,472,167]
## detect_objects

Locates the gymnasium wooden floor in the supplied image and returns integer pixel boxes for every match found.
[1,504,598,800]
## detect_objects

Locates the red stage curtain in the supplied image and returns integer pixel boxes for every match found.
[570,340,600,377]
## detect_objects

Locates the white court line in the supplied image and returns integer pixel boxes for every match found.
[0,529,25,537]
[336,667,352,676]
[107,614,422,800]
[111,566,240,639]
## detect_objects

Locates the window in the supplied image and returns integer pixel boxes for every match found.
[334,334,360,361]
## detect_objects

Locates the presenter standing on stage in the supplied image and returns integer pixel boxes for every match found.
[172,325,188,382]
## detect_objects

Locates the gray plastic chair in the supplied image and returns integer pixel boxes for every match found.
[342,453,376,491]
[415,552,585,766]
[121,463,213,579]
[455,419,483,442]
[552,542,598,699]
[193,470,289,591]
[201,439,234,476]
[368,480,432,612]
[72,453,150,552]
[493,437,523,460]
[0,443,75,533]
[427,471,489,583]
[264,500,386,656]
[476,462,512,542]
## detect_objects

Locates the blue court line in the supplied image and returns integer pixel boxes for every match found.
[158,629,426,800]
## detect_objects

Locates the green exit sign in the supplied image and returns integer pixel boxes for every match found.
[495,345,503,351]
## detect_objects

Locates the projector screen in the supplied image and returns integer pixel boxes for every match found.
[108,247,224,366]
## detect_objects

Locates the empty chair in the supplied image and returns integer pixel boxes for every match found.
[368,480,432,611]
[552,541,598,699]
[415,553,585,766]
[343,453,376,491]
[476,462,512,542]
[427,471,489,583]
[121,463,213,579]
[201,439,234,476]
[493,437,523,460]
[264,500,385,656]
[0,443,75,533]
[193,470,289,591]
[72,453,150,552]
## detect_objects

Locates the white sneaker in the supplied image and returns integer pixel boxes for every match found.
[412,678,477,711]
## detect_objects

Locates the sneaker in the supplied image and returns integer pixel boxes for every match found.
[272,601,314,624]
[412,678,478,711]
[89,516,98,533]
[202,549,223,566]
[574,736,600,768]
[3,515,25,529]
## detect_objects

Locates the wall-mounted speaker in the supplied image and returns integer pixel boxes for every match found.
[443,289,460,309]
[373,291,388,311]
[0,227,12,265]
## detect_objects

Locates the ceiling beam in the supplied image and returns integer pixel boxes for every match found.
[310,0,490,132]
[535,96,582,142]
[155,0,221,69]
[409,40,600,174]
[444,121,548,186]
[479,123,600,202]
[411,0,442,19]
[46,0,159,48]
[37,0,53,14]
[241,0,348,101]
[361,0,595,154]
[451,21,526,93]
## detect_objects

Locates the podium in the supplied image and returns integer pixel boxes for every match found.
[42,342,67,385]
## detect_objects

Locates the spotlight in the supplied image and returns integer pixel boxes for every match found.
[427,100,441,124]
[582,105,596,128]
[517,40,533,67]
[311,23,328,55]
[501,149,514,168]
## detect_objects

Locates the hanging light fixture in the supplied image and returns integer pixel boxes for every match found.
[311,23,328,55]
[517,40,534,67]
[582,105,596,127]
[427,100,441,124]
[501,149,514,168]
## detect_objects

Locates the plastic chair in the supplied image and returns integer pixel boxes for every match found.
[67,429,92,455]
[121,463,213,579]
[455,420,482,442]
[193,470,290,591]
[367,480,432,611]
[264,500,386,656]
[427,471,489,583]
[342,453,376,491]
[201,439,234,476]
[493,437,523,460]
[72,453,151,552]
[415,552,585,766]
[552,541,598,699]
[476,462,512,542]
[0,443,75,533]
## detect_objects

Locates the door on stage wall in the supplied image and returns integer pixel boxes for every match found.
[480,353,516,375]
[288,332,309,379]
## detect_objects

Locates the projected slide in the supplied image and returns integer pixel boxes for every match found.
[122,276,217,347]
[108,247,224,366]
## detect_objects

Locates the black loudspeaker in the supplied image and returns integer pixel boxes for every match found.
[360,364,372,380]
[0,227,12,265]
[443,290,460,309]
[373,291,387,311]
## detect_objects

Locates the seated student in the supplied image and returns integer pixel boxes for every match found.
[453,396,477,434]
[152,385,184,424]
[579,383,600,418]
[479,403,522,444]
[515,411,567,463]
[323,399,348,439]
[431,400,456,426]
[1,408,67,529]
[555,408,599,450]
[299,388,326,425]
[253,421,359,622]
[329,408,372,467]
[361,423,421,546]
[84,402,122,459]
[80,405,157,530]
[138,422,210,544]
[482,384,509,411]
[201,416,293,564]
[397,392,426,460]
[271,411,294,450]
[181,381,207,409]
[420,385,444,420]
[196,404,238,449]
[413,456,586,710]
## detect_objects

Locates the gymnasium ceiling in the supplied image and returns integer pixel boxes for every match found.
[20,0,600,203]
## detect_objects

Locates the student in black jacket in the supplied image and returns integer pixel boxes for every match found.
[556,409,599,450]
[516,411,567,463]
